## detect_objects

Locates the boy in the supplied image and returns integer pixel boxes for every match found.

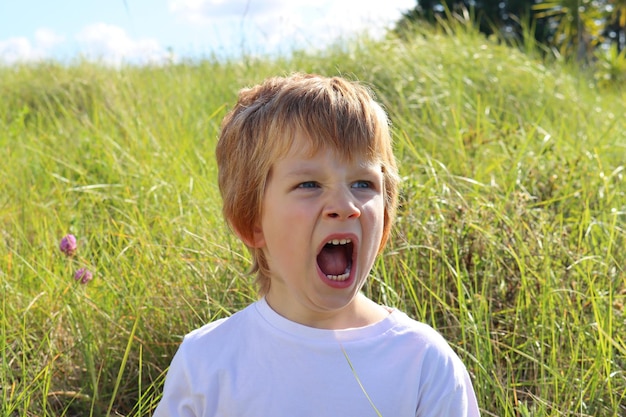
[154,73,480,416]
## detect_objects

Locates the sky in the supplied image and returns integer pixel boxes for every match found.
[0,0,417,66]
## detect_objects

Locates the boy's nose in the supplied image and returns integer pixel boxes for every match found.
[324,188,361,220]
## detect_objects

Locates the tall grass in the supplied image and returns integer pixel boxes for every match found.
[1,20,625,416]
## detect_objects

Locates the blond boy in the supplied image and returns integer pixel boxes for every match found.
[154,73,480,416]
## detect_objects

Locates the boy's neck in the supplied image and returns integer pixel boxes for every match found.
[265,293,391,330]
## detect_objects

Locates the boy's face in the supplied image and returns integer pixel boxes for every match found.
[252,131,385,328]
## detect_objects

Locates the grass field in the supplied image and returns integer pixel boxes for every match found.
[1,19,625,416]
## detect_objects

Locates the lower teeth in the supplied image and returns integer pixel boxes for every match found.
[326,269,350,281]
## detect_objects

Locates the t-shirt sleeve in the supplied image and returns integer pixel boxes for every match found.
[152,340,198,417]
[415,334,480,417]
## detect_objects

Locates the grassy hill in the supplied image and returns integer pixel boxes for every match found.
[1,20,625,416]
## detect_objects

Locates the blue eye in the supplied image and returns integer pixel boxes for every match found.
[352,181,372,189]
[298,181,319,189]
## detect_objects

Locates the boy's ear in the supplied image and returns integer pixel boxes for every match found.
[234,224,265,248]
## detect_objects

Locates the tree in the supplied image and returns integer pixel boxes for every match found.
[395,1,542,43]
[532,0,605,60]
[396,1,624,60]
[605,0,626,51]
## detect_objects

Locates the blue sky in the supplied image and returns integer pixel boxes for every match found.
[0,0,416,65]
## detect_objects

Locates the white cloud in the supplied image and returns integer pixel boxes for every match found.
[168,0,415,54]
[0,28,65,64]
[323,0,416,33]
[169,0,285,23]
[34,28,65,49]
[0,25,171,66]
[76,23,173,66]
[0,1,415,64]
[0,37,40,64]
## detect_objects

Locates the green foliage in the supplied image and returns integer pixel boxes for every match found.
[533,0,606,59]
[595,43,626,85]
[401,1,626,69]
[1,23,625,416]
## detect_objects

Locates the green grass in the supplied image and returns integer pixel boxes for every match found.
[1,21,625,416]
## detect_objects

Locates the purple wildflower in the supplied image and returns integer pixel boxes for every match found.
[74,268,93,284]
[59,234,77,257]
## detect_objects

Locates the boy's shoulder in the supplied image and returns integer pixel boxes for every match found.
[160,302,271,389]
[180,302,259,353]
[388,310,454,347]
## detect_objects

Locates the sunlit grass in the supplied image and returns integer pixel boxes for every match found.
[1,20,625,416]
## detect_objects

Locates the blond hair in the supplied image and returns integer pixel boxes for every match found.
[216,73,399,295]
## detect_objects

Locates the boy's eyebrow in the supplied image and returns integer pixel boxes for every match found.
[281,161,382,178]
[282,165,319,178]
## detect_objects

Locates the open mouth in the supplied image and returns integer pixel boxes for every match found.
[316,238,354,282]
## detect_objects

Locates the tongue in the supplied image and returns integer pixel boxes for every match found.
[317,245,349,276]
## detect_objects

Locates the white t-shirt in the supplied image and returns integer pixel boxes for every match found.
[154,298,480,417]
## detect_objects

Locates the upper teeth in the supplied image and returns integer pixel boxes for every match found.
[328,238,351,245]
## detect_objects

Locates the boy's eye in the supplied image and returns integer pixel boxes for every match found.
[352,180,372,189]
[297,181,319,189]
